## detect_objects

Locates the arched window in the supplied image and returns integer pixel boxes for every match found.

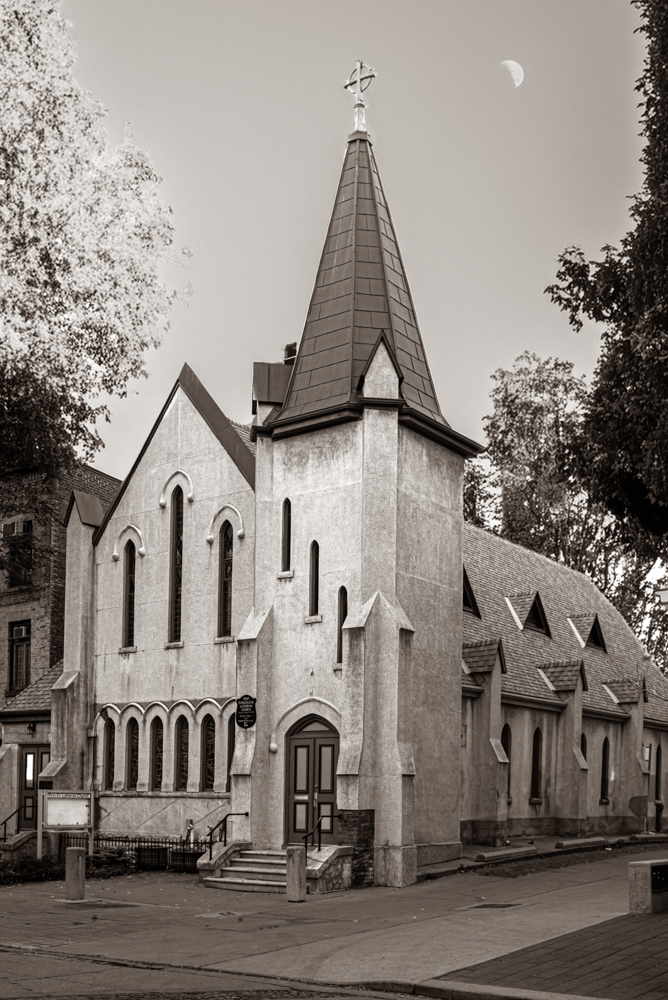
[104,718,115,790]
[530,728,542,800]
[226,712,236,793]
[218,521,233,638]
[123,541,136,648]
[126,718,139,790]
[201,715,216,790]
[501,724,512,800]
[600,737,610,802]
[337,586,347,664]
[309,541,319,616]
[580,732,588,761]
[282,499,291,572]
[150,717,163,790]
[175,716,189,790]
[169,486,184,642]
[656,744,663,802]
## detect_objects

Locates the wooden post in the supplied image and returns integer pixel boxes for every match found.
[36,790,43,860]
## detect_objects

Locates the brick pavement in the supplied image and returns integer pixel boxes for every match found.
[437,912,668,999]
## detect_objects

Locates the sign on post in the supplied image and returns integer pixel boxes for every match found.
[37,791,95,859]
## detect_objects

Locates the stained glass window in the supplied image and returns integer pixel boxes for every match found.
[123,541,136,647]
[202,715,215,790]
[105,719,115,790]
[127,718,139,790]
[151,717,163,790]
[169,487,183,642]
[218,521,233,637]
[175,716,189,790]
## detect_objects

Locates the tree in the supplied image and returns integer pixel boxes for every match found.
[0,0,182,478]
[0,0,184,578]
[465,353,668,671]
[546,0,668,536]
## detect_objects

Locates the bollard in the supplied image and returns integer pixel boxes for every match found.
[65,846,86,900]
[286,845,306,902]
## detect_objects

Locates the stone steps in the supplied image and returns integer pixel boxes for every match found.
[203,849,287,893]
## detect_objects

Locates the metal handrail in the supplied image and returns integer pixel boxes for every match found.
[301,811,342,858]
[1,806,23,842]
[207,811,248,860]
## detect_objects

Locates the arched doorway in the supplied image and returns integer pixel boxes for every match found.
[285,716,339,846]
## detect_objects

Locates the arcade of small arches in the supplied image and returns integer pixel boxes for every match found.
[93,700,236,795]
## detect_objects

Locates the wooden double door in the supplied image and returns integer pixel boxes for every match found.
[20,745,50,830]
[286,719,339,846]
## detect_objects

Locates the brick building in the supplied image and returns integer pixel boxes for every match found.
[0,464,119,841]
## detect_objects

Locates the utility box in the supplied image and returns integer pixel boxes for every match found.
[629,859,668,914]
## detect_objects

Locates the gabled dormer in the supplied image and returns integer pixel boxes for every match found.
[505,591,551,637]
[568,613,607,652]
[463,566,481,618]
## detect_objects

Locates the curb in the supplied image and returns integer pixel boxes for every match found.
[359,982,605,1000]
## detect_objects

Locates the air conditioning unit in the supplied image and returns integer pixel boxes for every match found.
[12,626,28,639]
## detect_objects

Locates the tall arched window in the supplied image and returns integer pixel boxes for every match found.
[309,541,319,616]
[600,737,610,802]
[169,486,184,642]
[175,716,189,790]
[336,587,347,664]
[218,521,233,638]
[104,718,115,790]
[282,499,291,572]
[226,712,236,793]
[201,715,216,790]
[580,732,588,761]
[530,728,542,800]
[656,744,663,802]
[501,724,512,801]
[126,718,139,790]
[123,540,136,648]
[150,717,163,791]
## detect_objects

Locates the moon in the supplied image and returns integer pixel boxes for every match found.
[500,60,524,88]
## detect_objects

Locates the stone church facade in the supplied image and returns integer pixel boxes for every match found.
[21,124,668,887]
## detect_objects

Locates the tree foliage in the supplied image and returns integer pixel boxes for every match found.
[465,353,668,671]
[546,0,668,536]
[0,0,182,477]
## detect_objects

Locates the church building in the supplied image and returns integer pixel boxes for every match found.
[24,81,668,888]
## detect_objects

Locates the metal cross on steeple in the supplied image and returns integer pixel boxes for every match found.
[344,60,377,133]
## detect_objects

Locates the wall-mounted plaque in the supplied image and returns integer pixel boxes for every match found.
[236,695,257,729]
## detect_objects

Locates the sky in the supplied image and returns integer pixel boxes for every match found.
[61,0,646,481]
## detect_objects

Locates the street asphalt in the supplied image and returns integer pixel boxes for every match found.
[0,845,666,999]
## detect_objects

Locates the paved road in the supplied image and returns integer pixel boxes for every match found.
[0,848,663,994]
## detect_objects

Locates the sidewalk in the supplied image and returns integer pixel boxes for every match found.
[1,842,667,1000]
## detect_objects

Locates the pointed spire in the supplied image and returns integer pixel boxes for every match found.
[273,131,449,427]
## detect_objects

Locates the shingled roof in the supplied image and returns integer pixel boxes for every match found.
[462,524,668,724]
[0,662,62,716]
[263,131,480,457]
[463,638,506,673]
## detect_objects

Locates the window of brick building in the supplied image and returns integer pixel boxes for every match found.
[3,520,33,588]
[8,621,30,692]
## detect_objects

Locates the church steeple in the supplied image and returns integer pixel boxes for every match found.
[263,70,480,458]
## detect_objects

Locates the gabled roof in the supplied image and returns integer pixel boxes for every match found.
[570,613,607,651]
[262,131,481,457]
[0,661,62,718]
[463,566,481,618]
[507,591,551,636]
[603,678,641,704]
[539,660,588,692]
[93,364,256,545]
[64,490,104,529]
[462,524,668,722]
[463,638,506,674]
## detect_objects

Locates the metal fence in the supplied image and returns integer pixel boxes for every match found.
[59,833,208,873]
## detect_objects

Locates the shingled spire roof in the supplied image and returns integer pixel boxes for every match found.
[265,130,480,456]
